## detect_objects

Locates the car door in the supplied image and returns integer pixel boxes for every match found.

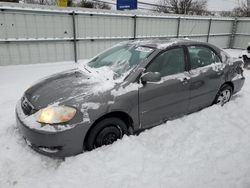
[186,45,225,112]
[139,47,191,129]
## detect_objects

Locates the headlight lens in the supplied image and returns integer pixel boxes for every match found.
[35,106,77,124]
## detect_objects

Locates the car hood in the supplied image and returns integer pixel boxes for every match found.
[24,69,116,109]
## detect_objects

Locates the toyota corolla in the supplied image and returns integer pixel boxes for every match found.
[16,39,245,157]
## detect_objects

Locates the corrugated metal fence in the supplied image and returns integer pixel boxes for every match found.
[0,3,250,66]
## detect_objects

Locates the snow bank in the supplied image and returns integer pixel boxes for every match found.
[0,50,250,188]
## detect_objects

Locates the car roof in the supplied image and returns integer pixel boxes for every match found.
[125,38,209,50]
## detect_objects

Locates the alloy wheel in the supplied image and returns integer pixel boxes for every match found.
[217,89,231,105]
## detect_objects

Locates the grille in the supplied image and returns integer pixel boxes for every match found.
[21,96,34,115]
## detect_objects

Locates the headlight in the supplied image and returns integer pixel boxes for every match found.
[35,106,77,124]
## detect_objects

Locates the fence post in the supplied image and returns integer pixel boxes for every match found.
[133,15,137,40]
[207,18,212,42]
[229,17,238,49]
[176,17,181,38]
[72,11,78,63]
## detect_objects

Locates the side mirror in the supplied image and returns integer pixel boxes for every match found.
[141,72,161,84]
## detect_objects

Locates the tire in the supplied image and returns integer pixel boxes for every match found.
[214,84,233,105]
[85,117,128,151]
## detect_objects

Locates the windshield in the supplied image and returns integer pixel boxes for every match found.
[87,44,154,79]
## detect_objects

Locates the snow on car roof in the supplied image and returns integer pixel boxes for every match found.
[123,38,194,50]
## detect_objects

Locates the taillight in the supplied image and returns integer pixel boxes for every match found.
[236,61,244,75]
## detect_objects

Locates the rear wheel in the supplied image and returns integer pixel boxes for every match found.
[85,117,128,151]
[214,84,232,105]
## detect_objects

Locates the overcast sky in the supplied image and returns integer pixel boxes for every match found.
[207,0,240,11]
[141,0,241,11]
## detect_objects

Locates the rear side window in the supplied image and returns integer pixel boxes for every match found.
[147,47,185,77]
[188,46,221,69]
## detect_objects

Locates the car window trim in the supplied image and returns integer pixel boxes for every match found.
[123,46,156,82]
[185,44,223,71]
[145,45,189,73]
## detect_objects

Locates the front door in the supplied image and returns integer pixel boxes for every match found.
[139,47,191,128]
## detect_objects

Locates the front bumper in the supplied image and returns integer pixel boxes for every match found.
[16,101,91,158]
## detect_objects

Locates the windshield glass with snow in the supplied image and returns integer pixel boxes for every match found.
[87,44,154,79]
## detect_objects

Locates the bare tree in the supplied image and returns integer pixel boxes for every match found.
[231,0,250,17]
[79,0,110,10]
[95,1,110,10]
[23,0,110,9]
[156,0,208,15]
[0,0,19,2]
[220,11,232,17]
[79,0,95,8]
[25,0,56,5]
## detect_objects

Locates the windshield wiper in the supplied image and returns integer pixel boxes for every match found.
[83,65,92,73]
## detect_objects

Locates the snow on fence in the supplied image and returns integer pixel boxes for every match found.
[0,3,250,66]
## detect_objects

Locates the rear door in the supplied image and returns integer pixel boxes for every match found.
[139,47,191,128]
[186,45,225,112]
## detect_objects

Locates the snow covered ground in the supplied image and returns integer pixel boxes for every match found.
[0,49,250,188]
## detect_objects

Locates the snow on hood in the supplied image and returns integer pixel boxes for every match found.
[25,62,128,108]
[77,65,121,92]
[20,60,140,132]
[78,61,142,98]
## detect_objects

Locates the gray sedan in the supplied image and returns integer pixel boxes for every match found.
[16,39,245,157]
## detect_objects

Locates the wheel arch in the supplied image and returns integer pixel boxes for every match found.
[83,111,134,149]
[222,81,234,93]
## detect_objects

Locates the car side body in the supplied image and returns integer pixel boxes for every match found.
[16,39,245,157]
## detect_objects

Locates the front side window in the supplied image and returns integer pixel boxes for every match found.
[188,45,221,69]
[147,47,185,77]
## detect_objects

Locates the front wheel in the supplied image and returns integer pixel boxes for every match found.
[85,117,128,151]
[214,85,233,105]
